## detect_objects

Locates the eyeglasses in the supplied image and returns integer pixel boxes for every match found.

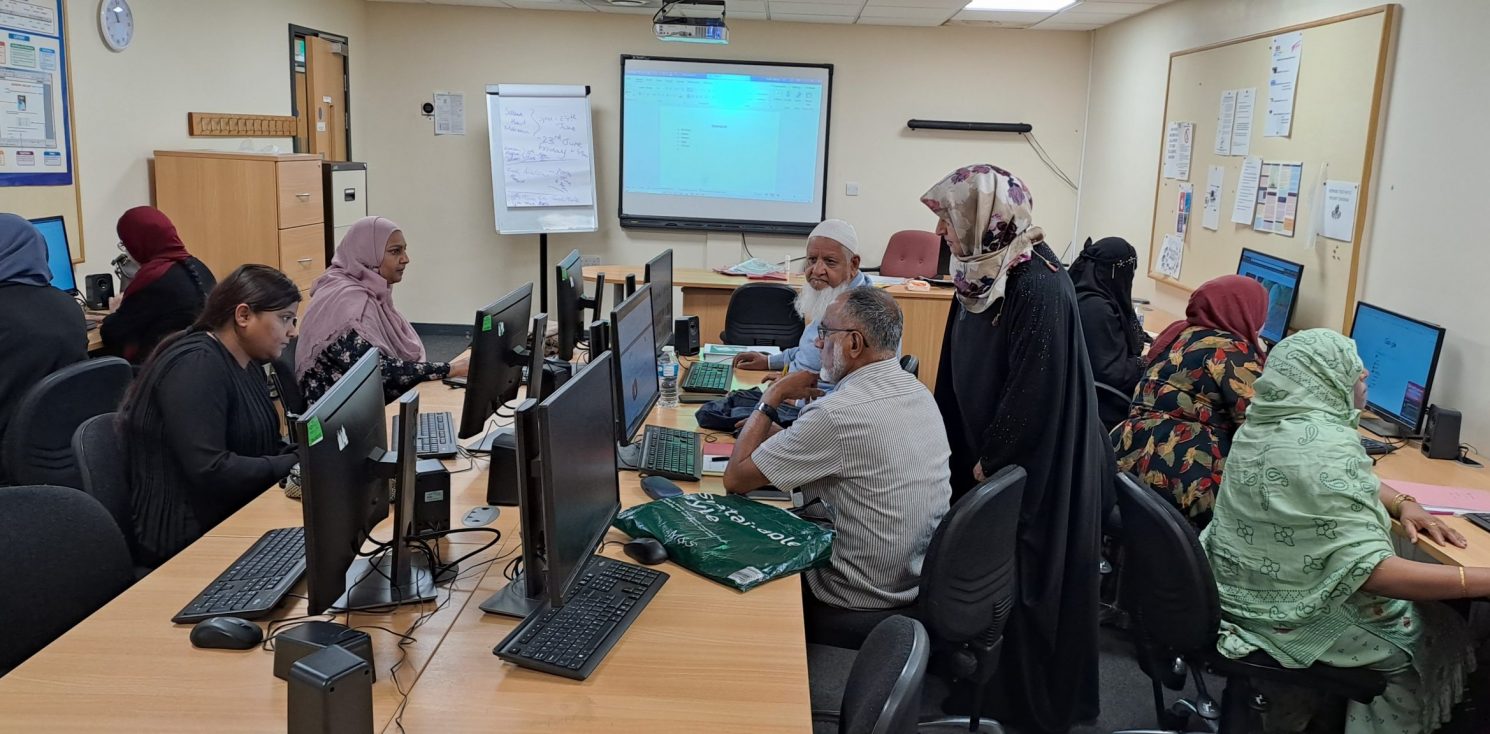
[814,323,860,345]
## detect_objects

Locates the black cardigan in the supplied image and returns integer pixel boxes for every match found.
[101,258,215,363]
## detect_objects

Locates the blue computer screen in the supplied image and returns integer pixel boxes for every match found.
[1236,249,1303,344]
[30,217,75,291]
[1350,303,1443,430]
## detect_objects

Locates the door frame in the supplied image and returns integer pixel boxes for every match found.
[287,24,351,159]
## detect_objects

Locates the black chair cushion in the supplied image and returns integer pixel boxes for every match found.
[1208,651,1387,704]
[840,615,930,734]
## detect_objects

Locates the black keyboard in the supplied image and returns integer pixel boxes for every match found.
[1362,437,1394,456]
[681,361,733,394]
[641,425,703,481]
[494,556,668,680]
[393,411,458,458]
[1465,513,1490,534]
[172,527,306,624]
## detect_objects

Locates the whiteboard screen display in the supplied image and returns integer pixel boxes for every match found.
[619,55,832,235]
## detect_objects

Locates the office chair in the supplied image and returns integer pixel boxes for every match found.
[72,412,151,578]
[812,615,932,734]
[862,231,941,279]
[899,355,919,378]
[0,485,134,674]
[1112,473,1385,733]
[721,283,805,349]
[2,357,133,488]
[916,465,1025,734]
[1094,381,1133,432]
[269,337,305,416]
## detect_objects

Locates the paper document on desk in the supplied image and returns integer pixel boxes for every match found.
[700,344,780,364]
[866,275,907,287]
[1381,480,1490,515]
[717,258,784,277]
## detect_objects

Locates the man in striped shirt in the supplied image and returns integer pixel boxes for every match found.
[724,286,952,649]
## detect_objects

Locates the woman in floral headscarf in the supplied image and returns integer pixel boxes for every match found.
[922,164,1108,733]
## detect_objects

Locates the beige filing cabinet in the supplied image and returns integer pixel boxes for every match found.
[154,150,327,316]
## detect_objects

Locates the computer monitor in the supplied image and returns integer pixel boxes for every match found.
[526,313,550,403]
[1349,301,1446,438]
[28,216,76,292]
[457,282,533,441]
[295,348,435,613]
[480,352,620,618]
[644,249,674,354]
[610,285,659,470]
[1236,248,1304,345]
[554,249,605,361]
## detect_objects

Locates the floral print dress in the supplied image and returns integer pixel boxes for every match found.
[1110,326,1262,529]
[299,330,450,405]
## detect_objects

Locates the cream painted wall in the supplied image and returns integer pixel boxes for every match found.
[1079,0,1490,448]
[55,0,366,280]
[361,3,1091,324]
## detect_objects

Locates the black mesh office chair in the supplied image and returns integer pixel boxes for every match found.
[899,355,919,378]
[916,465,1025,733]
[269,337,305,416]
[721,283,804,349]
[0,485,134,674]
[1112,472,1386,733]
[812,615,932,734]
[72,412,151,577]
[2,357,132,488]
[1094,381,1132,432]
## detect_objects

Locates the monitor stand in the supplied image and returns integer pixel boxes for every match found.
[616,440,643,472]
[480,573,544,618]
[334,550,437,611]
[1360,415,1409,440]
[465,426,512,455]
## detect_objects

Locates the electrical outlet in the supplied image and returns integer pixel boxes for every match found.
[579,255,602,268]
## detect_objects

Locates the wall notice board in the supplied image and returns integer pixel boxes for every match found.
[1147,6,1397,332]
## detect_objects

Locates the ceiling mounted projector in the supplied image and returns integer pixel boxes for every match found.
[654,0,727,44]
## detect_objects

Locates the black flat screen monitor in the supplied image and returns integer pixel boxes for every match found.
[458,282,533,439]
[526,313,549,403]
[28,215,75,292]
[644,249,673,354]
[1349,301,1446,437]
[554,249,604,361]
[610,284,659,447]
[1236,248,1304,345]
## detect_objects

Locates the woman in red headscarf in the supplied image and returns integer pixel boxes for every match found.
[1111,274,1269,529]
[100,206,216,363]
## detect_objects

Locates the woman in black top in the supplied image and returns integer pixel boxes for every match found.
[122,265,301,567]
[0,214,87,481]
[100,206,216,363]
[1068,236,1146,428]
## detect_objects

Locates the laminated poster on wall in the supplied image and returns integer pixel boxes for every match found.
[1202,165,1223,231]
[0,0,72,186]
[1265,32,1303,138]
[1252,160,1303,237]
[1156,234,1184,280]
[1175,183,1193,236]
[1163,121,1194,180]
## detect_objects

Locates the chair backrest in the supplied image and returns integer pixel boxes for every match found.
[269,337,305,417]
[71,413,135,554]
[1093,381,1133,431]
[0,485,134,673]
[898,354,919,378]
[839,615,931,734]
[721,283,804,349]
[1113,472,1221,657]
[2,357,133,488]
[879,230,941,279]
[918,465,1025,646]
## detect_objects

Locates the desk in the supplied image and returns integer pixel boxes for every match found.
[587,265,953,390]
[0,373,810,732]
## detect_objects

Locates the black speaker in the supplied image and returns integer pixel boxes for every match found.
[286,644,373,734]
[1421,405,1462,460]
[84,273,114,310]
[674,315,700,356]
[412,459,450,535]
[486,429,520,506]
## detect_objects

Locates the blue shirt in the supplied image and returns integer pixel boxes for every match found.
[767,272,880,392]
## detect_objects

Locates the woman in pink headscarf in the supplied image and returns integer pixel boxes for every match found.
[296,216,469,403]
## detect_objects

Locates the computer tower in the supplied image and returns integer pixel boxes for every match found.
[674,315,700,356]
[1421,405,1462,460]
[412,459,451,535]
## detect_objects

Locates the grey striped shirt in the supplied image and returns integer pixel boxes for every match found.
[752,358,951,609]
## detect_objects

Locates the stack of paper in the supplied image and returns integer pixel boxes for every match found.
[700,344,781,364]
[1382,480,1490,515]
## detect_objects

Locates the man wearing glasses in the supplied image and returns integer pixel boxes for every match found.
[724,286,951,649]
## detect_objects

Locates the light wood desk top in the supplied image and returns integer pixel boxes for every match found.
[585,264,956,302]
[0,370,810,732]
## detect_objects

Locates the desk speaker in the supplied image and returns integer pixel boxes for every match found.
[413,459,450,535]
[1421,405,1462,460]
[85,273,114,310]
[287,644,373,734]
[674,315,700,356]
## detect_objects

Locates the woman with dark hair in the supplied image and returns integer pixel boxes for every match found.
[1111,274,1268,530]
[123,264,301,567]
[99,206,216,363]
[1068,236,1145,428]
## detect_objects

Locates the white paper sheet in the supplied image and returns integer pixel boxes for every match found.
[1253,160,1303,236]
[433,92,465,136]
[1163,121,1194,180]
[499,96,595,207]
[1176,183,1194,236]
[1203,165,1224,231]
[1230,88,1255,155]
[1321,180,1360,242]
[1265,33,1303,137]
[1232,156,1262,225]
[1214,90,1236,156]
[1156,234,1185,280]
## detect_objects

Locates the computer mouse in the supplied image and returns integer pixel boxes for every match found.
[640,475,683,500]
[623,537,669,566]
[189,616,264,650]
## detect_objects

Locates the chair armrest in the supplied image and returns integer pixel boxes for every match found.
[860,265,882,273]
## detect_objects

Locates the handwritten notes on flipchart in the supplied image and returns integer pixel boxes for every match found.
[498,97,595,208]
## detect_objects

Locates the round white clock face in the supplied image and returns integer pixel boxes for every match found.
[99,0,134,52]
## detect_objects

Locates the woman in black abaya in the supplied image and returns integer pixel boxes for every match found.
[1068,236,1146,428]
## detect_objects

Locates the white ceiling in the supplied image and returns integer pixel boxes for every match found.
[368,0,1174,31]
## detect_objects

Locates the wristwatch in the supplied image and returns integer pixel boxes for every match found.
[755,400,781,425]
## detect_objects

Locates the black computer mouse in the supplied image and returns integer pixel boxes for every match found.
[623,537,669,566]
[640,475,683,500]
[189,616,264,650]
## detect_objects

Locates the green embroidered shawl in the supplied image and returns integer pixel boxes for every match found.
[1200,329,1415,667]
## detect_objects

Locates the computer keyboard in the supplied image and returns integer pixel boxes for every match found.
[1361,437,1394,456]
[641,425,703,481]
[393,411,458,458]
[681,361,733,394]
[494,556,668,680]
[172,527,306,624]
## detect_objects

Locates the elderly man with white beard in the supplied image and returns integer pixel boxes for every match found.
[731,219,871,392]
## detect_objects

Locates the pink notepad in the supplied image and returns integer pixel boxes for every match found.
[1381,480,1490,514]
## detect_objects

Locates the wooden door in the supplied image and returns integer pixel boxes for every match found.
[305,36,347,162]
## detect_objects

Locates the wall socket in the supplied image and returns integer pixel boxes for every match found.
[579,255,602,268]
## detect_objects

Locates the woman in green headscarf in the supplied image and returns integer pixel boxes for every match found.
[1201,328,1482,733]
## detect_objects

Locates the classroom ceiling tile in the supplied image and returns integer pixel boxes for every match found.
[768,12,858,23]
[767,1,863,16]
[858,4,959,20]
[1060,1,1156,11]
[581,0,662,14]
[1028,19,1103,30]
[946,9,1054,26]
[726,0,768,11]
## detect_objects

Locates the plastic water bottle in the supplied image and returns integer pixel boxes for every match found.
[658,346,680,408]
